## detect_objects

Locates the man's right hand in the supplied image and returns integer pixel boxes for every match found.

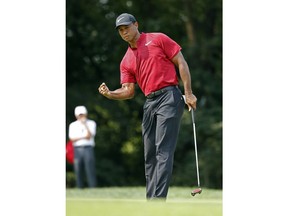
[98,82,110,97]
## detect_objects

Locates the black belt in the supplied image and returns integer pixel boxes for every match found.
[146,86,177,99]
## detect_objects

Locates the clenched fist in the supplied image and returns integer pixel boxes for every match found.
[98,82,110,96]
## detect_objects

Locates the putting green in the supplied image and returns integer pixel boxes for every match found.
[66,187,222,216]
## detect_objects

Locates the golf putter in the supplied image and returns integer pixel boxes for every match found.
[190,109,202,196]
[182,95,202,196]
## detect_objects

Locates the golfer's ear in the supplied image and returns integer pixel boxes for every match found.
[133,22,139,28]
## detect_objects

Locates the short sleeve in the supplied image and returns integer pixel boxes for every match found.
[120,59,137,84]
[157,33,182,59]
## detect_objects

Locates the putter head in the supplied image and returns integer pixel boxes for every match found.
[191,188,202,196]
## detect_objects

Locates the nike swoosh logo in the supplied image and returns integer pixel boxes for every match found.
[145,41,152,46]
[117,17,125,23]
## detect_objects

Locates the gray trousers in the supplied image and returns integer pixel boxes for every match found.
[142,86,185,199]
[73,146,97,188]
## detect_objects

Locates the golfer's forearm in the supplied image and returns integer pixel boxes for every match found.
[179,64,193,94]
[107,88,134,100]
[172,52,193,94]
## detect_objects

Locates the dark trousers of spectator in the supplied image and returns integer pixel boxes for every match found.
[73,146,97,188]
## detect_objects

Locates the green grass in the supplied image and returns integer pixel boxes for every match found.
[66,187,222,216]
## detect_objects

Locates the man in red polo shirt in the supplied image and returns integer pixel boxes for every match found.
[99,13,197,200]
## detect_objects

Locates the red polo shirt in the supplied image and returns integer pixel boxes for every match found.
[120,33,181,96]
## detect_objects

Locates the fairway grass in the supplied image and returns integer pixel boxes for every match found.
[66,187,222,216]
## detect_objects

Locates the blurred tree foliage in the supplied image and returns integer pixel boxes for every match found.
[66,0,222,189]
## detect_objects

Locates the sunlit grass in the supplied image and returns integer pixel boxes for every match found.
[66,187,222,216]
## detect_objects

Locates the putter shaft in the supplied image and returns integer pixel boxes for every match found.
[191,110,200,187]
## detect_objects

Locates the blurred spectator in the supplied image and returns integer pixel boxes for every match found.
[68,106,97,188]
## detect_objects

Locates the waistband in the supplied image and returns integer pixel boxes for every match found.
[74,145,93,148]
[146,86,178,99]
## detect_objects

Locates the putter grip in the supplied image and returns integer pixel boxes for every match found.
[191,109,195,123]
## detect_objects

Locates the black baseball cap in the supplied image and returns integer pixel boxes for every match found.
[115,13,137,29]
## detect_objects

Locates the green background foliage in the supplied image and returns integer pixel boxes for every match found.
[66,0,222,189]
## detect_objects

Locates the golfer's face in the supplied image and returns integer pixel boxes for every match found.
[118,23,138,42]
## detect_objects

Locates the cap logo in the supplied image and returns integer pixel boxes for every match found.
[117,17,125,23]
